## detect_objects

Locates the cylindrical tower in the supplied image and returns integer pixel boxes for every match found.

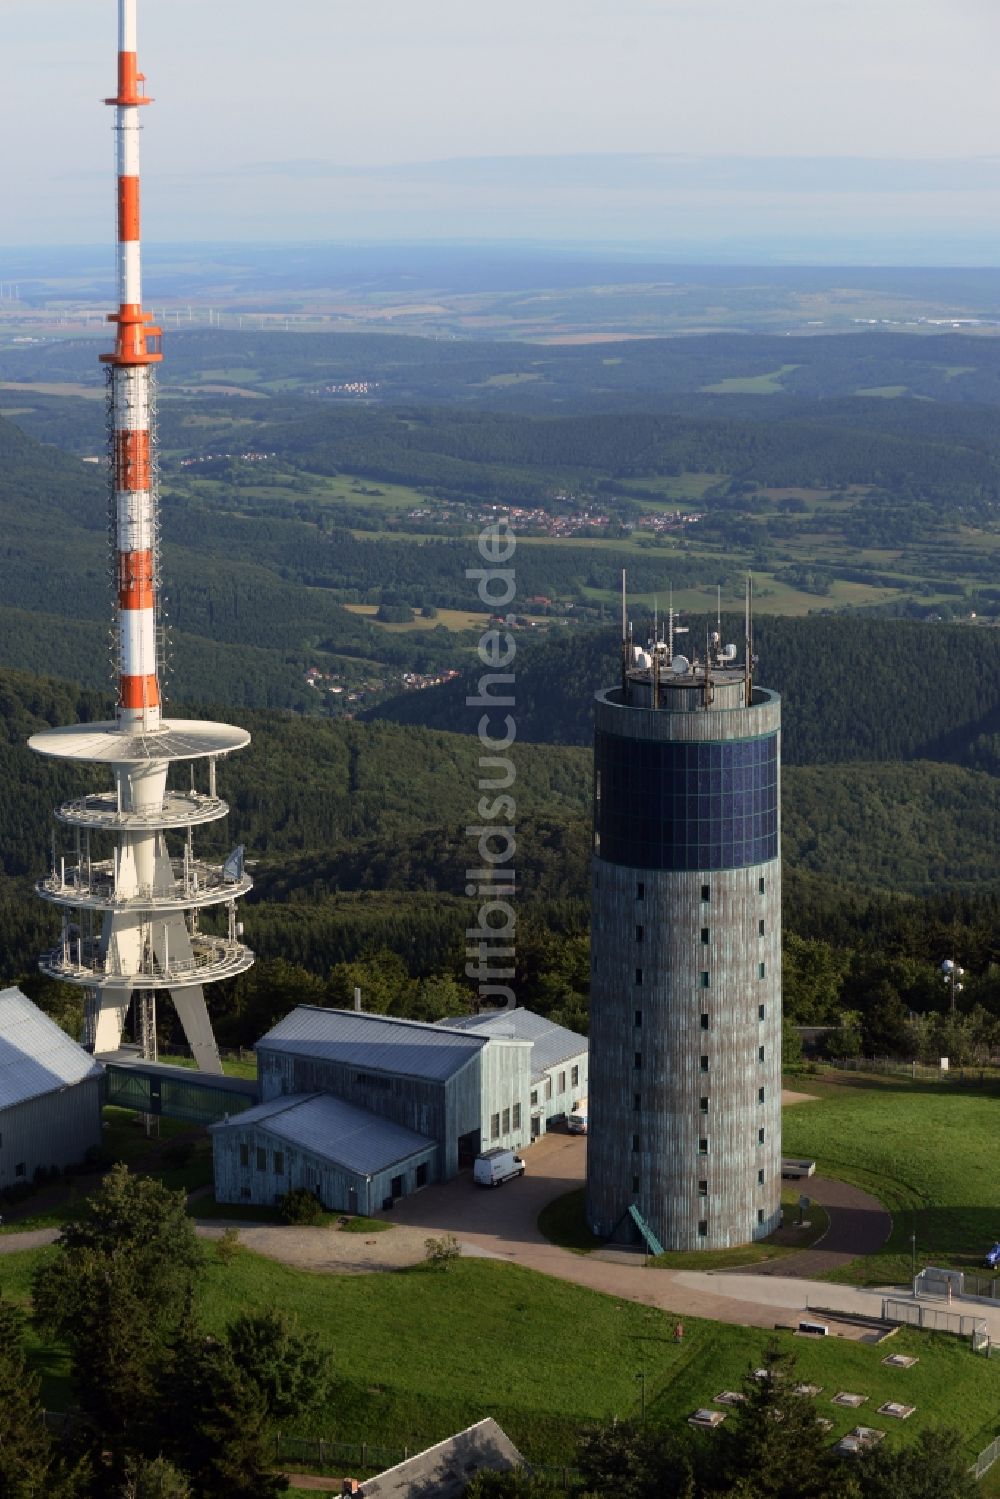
[27,0,253,1074]
[587,608,781,1250]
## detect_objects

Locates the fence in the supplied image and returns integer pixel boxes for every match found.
[882,1297,987,1339]
[276,1436,581,1488]
[915,1267,1000,1307]
[828,1057,1000,1085]
[972,1435,1000,1481]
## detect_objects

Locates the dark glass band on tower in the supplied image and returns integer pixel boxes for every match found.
[595,731,778,871]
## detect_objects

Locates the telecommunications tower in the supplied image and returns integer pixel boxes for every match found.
[28,0,253,1073]
[587,581,782,1250]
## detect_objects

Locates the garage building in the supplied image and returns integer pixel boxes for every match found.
[210,1092,438,1215]
[211,1005,588,1212]
[0,986,104,1191]
[445,1008,588,1140]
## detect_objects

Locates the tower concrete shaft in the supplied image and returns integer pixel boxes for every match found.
[28,0,253,1073]
[587,627,782,1251]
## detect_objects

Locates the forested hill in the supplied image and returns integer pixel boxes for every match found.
[7,664,1000,1042]
[371,616,1000,768]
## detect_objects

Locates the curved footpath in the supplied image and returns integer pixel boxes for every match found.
[741,1174,892,1279]
[0,1131,976,1341]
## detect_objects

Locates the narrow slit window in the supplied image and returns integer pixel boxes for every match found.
[700,1096,709,1114]
[636,924,644,943]
[700,1013,710,1031]
[700,1055,710,1073]
[698,1219,708,1238]
[636,882,645,900]
[698,1179,708,1197]
[634,1009,643,1028]
[635,967,643,986]
[700,927,709,945]
[701,883,710,902]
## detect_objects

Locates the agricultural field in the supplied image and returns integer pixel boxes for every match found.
[344,603,492,633]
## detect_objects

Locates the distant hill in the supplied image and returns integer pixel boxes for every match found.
[370,616,1000,769]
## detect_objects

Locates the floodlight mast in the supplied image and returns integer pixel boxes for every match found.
[27,0,254,1072]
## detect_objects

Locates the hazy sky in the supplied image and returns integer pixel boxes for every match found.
[4,0,1000,254]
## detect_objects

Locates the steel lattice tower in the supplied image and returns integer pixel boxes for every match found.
[29,0,253,1072]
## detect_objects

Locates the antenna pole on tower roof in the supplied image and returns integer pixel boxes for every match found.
[668,584,674,665]
[744,573,754,707]
[621,569,629,694]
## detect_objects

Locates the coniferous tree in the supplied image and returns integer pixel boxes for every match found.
[0,1295,54,1499]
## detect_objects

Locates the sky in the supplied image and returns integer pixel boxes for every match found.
[3,0,1000,258]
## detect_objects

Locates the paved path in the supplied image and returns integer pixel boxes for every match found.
[741,1175,893,1279]
[0,1131,977,1346]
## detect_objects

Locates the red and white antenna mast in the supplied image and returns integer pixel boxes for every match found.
[101,0,163,728]
[28,0,254,1073]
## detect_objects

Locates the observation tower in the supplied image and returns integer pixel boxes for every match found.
[28,0,253,1073]
[587,583,782,1250]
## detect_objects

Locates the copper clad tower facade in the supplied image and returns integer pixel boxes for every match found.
[587,607,782,1250]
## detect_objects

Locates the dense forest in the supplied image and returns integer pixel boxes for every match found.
[4,663,1000,1058]
[373,615,1000,767]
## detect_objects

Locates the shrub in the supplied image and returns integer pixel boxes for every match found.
[424,1233,461,1269]
[276,1188,325,1226]
[215,1227,242,1264]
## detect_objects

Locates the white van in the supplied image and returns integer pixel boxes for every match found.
[567,1098,588,1134]
[473,1148,525,1187]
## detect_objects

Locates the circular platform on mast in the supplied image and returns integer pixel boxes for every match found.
[29,718,251,766]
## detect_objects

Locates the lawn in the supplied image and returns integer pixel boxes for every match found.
[538,1188,830,1269]
[1,1247,998,1469]
[781,1069,1000,1285]
[157,1051,258,1081]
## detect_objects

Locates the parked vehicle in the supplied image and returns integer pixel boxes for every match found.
[984,1242,1000,1269]
[473,1148,525,1187]
[567,1099,589,1134]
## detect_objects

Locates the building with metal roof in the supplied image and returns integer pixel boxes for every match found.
[258,1008,489,1084]
[227,1006,533,1207]
[0,987,104,1192]
[445,1008,588,1142]
[354,1418,527,1498]
[210,1093,438,1216]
